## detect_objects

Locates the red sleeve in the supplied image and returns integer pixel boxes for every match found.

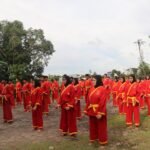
[35,88,43,105]
[2,86,13,105]
[97,88,107,115]
[84,88,92,113]
[67,85,76,108]
[75,85,82,100]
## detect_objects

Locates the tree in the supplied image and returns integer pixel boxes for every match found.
[0,20,54,80]
[137,61,150,77]
[111,69,121,77]
[0,61,9,80]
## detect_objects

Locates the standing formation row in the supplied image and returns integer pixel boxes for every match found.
[0,74,150,146]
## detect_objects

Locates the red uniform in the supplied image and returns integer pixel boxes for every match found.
[84,86,108,145]
[116,81,130,115]
[60,82,65,92]
[1,84,13,123]
[16,81,22,105]
[41,81,51,114]
[79,80,85,97]
[51,80,59,102]
[59,84,77,135]
[125,82,140,126]
[137,81,145,109]
[0,83,4,105]
[103,77,112,101]
[74,83,82,119]
[31,87,43,129]
[9,83,15,108]
[85,79,93,102]
[22,82,31,112]
[111,81,121,106]
[143,80,150,115]
[29,82,34,91]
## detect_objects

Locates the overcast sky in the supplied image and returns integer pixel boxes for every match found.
[0,0,150,75]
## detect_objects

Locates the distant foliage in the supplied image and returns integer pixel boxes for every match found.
[0,20,54,80]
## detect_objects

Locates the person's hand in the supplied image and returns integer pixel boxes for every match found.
[55,104,60,109]
[33,105,37,110]
[65,106,70,110]
[96,114,102,119]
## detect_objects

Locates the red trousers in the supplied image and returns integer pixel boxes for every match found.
[126,103,140,126]
[106,89,111,101]
[145,97,150,116]
[118,98,124,114]
[139,97,145,109]
[112,93,117,106]
[52,91,59,102]
[89,116,108,145]
[16,91,22,104]
[23,94,30,111]
[123,103,127,114]
[76,100,81,119]
[3,100,13,122]
[32,105,43,129]
[59,108,77,135]
[42,95,50,114]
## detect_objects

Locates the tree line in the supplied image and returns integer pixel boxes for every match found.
[0,20,54,81]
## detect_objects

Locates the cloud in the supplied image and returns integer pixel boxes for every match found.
[0,0,150,75]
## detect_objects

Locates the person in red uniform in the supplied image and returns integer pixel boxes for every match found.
[136,77,145,109]
[103,74,112,101]
[116,76,126,115]
[84,74,93,103]
[16,78,22,105]
[73,77,82,120]
[143,75,150,116]
[84,75,108,145]
[122,76,130,114]
[41,76,51,115]
[51,78,59,103]
[1,80,14,123]
[79,78,85,98]
[125,75,140,127]
[60,79,65,93]
[57,75,77,138]
[111,77,121,107]
[29,78,34,91]
[8,80,15,108]
[31,79,43,131]
[0,80,4,106]
[22,79,31,112]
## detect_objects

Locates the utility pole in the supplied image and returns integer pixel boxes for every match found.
[134,39,145,63]
[134,39,145,76]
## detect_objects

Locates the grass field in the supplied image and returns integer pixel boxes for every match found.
[1,103,150,150]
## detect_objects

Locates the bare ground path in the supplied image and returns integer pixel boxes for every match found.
[0,101,149,150]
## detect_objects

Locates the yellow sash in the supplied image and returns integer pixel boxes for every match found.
[88,87,102,112]
[88,104,99,112]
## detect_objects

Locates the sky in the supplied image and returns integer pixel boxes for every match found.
[0,0,150,75]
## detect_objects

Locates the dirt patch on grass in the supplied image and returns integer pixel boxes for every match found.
[0,101,149,150]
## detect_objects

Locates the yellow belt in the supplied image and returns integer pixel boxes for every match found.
[88,104,99,112]
[118,93,124,97]
[127,96,137,106]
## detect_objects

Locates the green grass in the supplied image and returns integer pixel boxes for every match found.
[5,135,101,150]
[4,109,150,150]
